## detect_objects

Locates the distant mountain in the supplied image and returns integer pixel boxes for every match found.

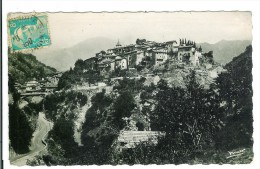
[35,38,251,71]
[35,37,116,71]
[198,40,251,64]
[225,45,252,74]
[8,51,57,84]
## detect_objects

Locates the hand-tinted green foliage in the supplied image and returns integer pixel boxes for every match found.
[8,51,56,84]
[112,91,136,129]
[44,91,87,121]
[35,46,253,165]
[113,77,145,93]
[9,103,34,154]
[57,70,79,90]
[58,59,103,89]
[82,91,112,135]
[150,70,224,161]
[80,91,118,164]
[215,45,253,150]
[111,68,127,77]
[43,90,88,160]
[140,91,150,101]
[203,51,214,64]
[136,38,146,45]
[79,89,137,165]
[44,92,66,121]
[9,75,35,154]
[49,117,78,158]
[157,79,169,90]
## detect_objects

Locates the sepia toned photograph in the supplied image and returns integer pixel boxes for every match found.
[7,12,253,166]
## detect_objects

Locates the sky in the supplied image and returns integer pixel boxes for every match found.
[28,11,252,70]
[44,12,252,49]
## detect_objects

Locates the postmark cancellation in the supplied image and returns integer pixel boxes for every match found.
[7,13,51,52]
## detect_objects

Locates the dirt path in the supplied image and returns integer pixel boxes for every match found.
[10,112,53,166]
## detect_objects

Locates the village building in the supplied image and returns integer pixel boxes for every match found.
[46,76,58,86]
[90,39,206,76]
[177,45,195,63]
[165,40,178,53]
[98,59,116,72]
[154,48,168,65]
[115,56,128,70]
[190,50,202,66]
[25,80,41,92]
[136,51,145,65]
[121,50,138,68]
[145,48,153,57]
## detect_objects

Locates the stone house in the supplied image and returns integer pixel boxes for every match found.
[25,80,41,92]
[190,50,202,66]
[177,45,195,63]
[154,48,168,65]
[115,56,128,70]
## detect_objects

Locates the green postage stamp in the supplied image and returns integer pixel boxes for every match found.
[8,14,51,51]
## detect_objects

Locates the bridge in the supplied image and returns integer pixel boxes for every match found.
[20,92,48,98]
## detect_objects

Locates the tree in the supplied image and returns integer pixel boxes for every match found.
[136,38,146,45]
[9,76,34,154]
[49,117,78,158]
[86,70,98,86]
[74,59,84,69]
[204,51,214,64]
[215,46,253,150]
[81,90,113,144]
[113,91,136,129]
[157,79,168,90]
[9,103,34,154]
[136,122,145,131]
[101,50,106,55]
[150,70,224,157]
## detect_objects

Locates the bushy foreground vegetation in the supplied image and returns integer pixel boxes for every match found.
[14,46,253,165]
[9,76,42,154]
[8,50,56,84]
[8,50,56,155]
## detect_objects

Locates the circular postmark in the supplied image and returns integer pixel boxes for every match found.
[8,13,51,52]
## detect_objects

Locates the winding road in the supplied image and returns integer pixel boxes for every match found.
[10,112,53,166]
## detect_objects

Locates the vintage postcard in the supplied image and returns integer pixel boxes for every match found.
[6,12,254,166]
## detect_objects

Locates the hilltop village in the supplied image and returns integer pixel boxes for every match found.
[14,38,220,95]
[84,38,209,73]
[65,38,224,91]
[58,38,226,150]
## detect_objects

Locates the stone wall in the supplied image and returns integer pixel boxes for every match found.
[117,131,165,149]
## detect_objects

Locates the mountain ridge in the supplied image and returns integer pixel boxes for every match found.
[35,38,252,71]
[198,40,251,64]
[35,37,116,71]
